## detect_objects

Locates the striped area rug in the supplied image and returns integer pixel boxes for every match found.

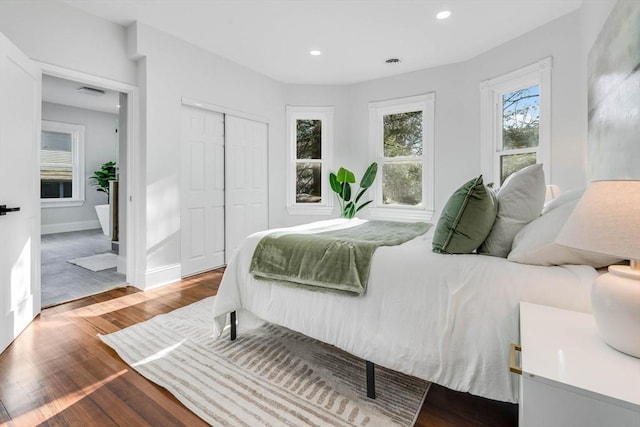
[100,297,430,426]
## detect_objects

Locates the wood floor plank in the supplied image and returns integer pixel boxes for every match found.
[0,268,516,426]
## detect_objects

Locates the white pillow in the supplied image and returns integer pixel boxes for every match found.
[508,200,621,267]
[542,188,585,215]
[478,164,546,257]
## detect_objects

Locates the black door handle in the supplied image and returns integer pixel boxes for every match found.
[0,205,20,216]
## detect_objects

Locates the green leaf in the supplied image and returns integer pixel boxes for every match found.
[354,188,366,204]
[337,167,356,184]
[355,200,373,212]
[359,162,378,189]
[345,170,356,184]
[336,167,348,183]
[341,182,352,201]
[90,161,117,195]
[329,173,341,194]
[344,202,356,218]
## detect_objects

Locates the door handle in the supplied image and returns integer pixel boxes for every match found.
[0,205,20,216]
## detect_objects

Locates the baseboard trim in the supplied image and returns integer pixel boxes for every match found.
[41,220,101,235]
[143,263,182,290]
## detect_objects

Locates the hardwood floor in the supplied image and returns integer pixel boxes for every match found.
[0,269,517,426]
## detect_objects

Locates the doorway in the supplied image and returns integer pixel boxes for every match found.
[37,65,139,306]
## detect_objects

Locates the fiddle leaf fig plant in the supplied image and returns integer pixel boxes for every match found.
[329,162,378,219]
[89,161,116,203]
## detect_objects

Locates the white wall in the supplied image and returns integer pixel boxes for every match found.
[41,102,118,233]
[0,0,136,85]
[129,23,286,287]
[465,10,587,194]
[285,9,593,223]
[281,84,354,225]
[347,62,473,222]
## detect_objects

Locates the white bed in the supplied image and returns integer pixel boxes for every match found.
[212,218,597,403]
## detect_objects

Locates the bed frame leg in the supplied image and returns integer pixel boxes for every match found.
[366,360,376,399]
[230,311,237,341]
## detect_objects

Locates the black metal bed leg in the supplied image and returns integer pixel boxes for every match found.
[366,360,376,399]
[230,311,237,341]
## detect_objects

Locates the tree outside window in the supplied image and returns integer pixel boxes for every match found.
[286,106,334,215]
[382,111,423,206]
[480,57,551,187]
[295,119,322,203]
[368,93,435,221]
[500,85,539,184]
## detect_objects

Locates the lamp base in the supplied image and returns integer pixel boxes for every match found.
[591,270,640,358]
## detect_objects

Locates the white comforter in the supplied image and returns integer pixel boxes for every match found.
[212,219,597,403]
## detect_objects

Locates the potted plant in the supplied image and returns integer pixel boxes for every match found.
[329,162,378,218]
[90,161,116,235]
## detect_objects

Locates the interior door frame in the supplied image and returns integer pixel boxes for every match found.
[37,62,142,286]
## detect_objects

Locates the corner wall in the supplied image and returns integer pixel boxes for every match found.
[129,23,286,288]
[285,8,601,223]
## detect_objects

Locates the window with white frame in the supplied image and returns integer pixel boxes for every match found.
[368,94,435,221]
[40,120,85,207]
[480,57,551,186]
[286,106,333,215]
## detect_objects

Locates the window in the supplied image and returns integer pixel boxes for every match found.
[41,120,85,207]
[480,57,551,186]
[286,106,333,214]
[368,94,435,221]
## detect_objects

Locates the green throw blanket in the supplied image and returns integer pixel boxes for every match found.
[250,220,432,296]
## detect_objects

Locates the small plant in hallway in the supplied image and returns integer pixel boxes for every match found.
[90,161,116,203]
[329,162,378,219]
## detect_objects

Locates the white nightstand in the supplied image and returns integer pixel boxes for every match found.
[514,302,640,427]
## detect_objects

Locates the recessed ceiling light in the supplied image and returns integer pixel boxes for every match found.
[385,58,401,64]
[310,50,322,56]
[436,10,451,20]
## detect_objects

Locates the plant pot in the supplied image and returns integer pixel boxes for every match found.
[95,204,110,236]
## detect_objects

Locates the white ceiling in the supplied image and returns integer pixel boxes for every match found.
[61,0,583,85]
[42,74,120,114]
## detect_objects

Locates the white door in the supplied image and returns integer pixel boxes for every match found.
[180,106,225,276]
[0,33,41,353]
[225,115,269,262]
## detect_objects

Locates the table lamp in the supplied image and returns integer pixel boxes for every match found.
[556,180,640,358]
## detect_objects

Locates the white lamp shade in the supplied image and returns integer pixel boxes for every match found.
[556,180,640,260]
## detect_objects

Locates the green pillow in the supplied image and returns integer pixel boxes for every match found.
[432,175,498,254]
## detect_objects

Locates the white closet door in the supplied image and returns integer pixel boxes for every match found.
[225,115,268,263]
[180,106,225,276]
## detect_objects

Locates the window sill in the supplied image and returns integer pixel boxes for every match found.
[369,206,433,222]
[41,199,85,208]
[287,205,334,216]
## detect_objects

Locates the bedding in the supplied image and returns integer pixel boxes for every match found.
[508,199,621,267]
[250,220,431,295]
[432,175,497,254]
[479,163,546,257]
[212,218,597,403]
